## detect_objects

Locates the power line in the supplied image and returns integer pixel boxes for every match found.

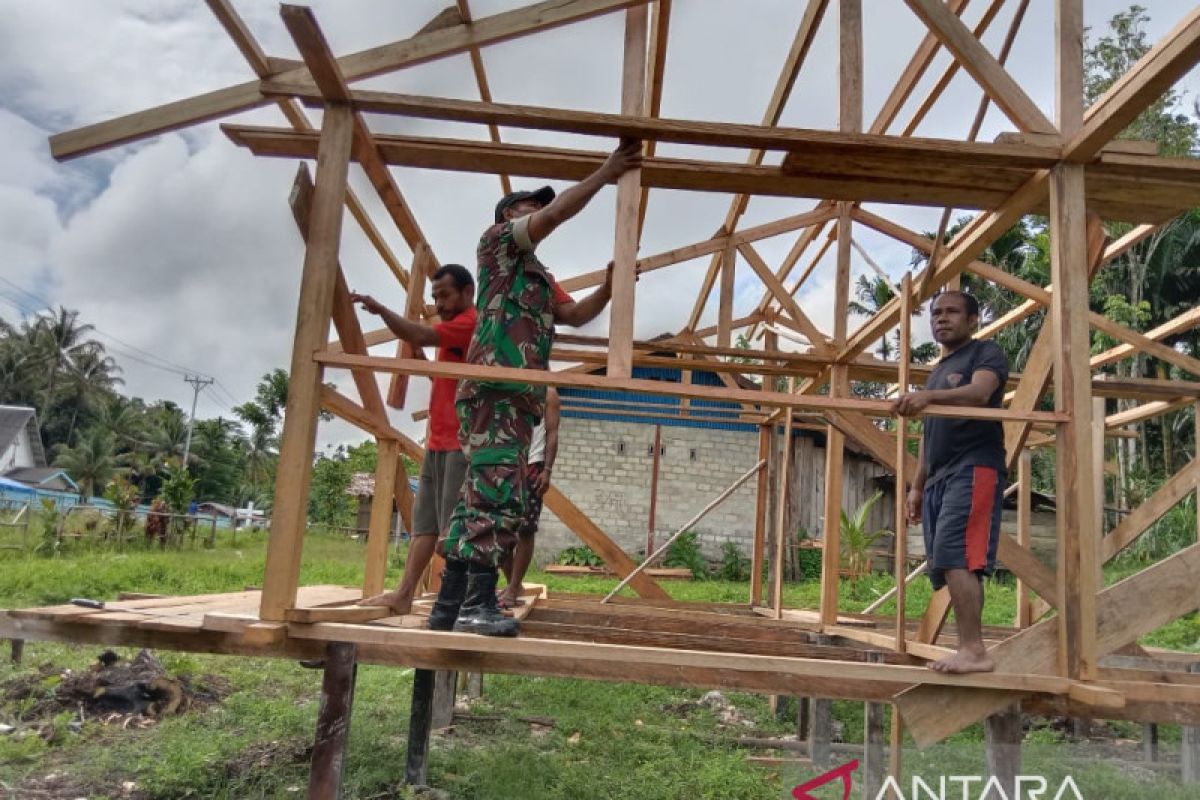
[0,279,251,414]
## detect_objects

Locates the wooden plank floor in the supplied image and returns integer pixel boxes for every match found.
[6,587,1200,729]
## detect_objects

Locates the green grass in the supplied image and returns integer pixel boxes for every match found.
[1,536,1199,798]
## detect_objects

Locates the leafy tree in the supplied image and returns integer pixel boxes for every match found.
[54,427,124,500]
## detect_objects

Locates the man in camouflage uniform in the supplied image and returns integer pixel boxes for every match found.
[428,138,643,636]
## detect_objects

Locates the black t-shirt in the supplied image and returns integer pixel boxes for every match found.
[922,338,1010,485]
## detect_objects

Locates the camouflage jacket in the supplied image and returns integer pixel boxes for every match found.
[457,216,556,414]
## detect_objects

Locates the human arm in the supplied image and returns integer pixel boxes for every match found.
[533,388,560,497]
[906,437,927,524]
[350,293,440,347]
[525,139,642,245]
[889,369,1001,417]
[554,261,641,327]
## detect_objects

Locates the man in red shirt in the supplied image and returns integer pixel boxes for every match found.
[350,264,476,615]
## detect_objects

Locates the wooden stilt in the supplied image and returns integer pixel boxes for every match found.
[889,711,903,791]
[984,703,1022,792]
[9,638,23,665]
[1186,662,1200,783]
[1143,722,1159,762]
[405,669,435,786]
[308,642,358,800]
[261,102,354,622]
[431,669,458,730]
[465,671,483,699]
[809,634,834,768]
[863,652,887,799]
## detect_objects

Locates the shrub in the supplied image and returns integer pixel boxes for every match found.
[663,531,708,579]
[557,545,604,567]
[717,541,750,581]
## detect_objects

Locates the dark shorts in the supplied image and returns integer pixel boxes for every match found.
[518,462,546,538]
[922,464,1005,590]
[412,449,468,537]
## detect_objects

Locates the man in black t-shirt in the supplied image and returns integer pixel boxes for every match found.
[892,291,1009,674]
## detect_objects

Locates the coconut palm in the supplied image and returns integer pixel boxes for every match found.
[54,428,124,500]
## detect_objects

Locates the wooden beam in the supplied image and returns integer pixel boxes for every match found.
[897,541,1200,746]
[636,0,672,235]
[260,104,354,621]
[1067,7,1200,161]
[1050,162,1098,680]
[318,354,1065,424]
[903,0,1055,134]
[894,272,912,655]
[608,4,648,378]
[738,242,831,354]
[717,234,736,349]
[683,0,830,331]
[871,0,971,135]
[899,0,1015,137]
[542,487,670,601]
[363,439,400,597]
[841,170,1049,363]
[1102,460,1200,562]
[455,0,512,195]
[50,0,651,160]
[290,163,389,426]
[226,125,1200,222]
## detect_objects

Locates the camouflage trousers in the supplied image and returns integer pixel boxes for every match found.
[440,392,538,567]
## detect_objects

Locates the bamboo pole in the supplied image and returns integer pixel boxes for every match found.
[601,459,766,602]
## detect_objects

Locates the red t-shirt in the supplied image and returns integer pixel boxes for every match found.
[549,276,573,305]
[426,306,477,451]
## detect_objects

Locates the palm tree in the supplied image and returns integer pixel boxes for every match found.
[59,347,123,445]
[848,275,938,364]
[55,428,124,500]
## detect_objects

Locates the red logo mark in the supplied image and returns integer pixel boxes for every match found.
[791,759,858,800]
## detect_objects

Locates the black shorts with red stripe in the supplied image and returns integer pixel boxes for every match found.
[922,464,1005,590]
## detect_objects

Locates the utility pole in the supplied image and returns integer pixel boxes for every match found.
[181,374,214,469]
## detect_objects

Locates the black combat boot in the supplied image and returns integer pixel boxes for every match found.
[453,563,519,637]
[426,559,469,631]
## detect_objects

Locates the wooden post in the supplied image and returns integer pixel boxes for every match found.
[894,273,912,654]
[718,236,736,349]
[431,669,458,730]
[1143,723,1159,762]
[984,703,1022,794]
[772,379,795,618]
[405,669,435,786]
[750,422,770,606]
[1015,449,1033,628]
[1049,164,1097,680]
[1194,400,1200,545]
[261,103,354,621]
[386,244,431,408]
[863,652,887,799]
[363,439,400,597]
[465,671,484,699]
[1051,0,1097,682]
[648,423,662,555]
[809,652,834,769]
[308,642,357,800]
[1185,663,1200,783]
[9,639,23,665]
[606,4,647,379]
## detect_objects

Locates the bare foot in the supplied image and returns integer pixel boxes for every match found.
[496,589,523,613]
[929,647,995,674]
[361,589,413,616]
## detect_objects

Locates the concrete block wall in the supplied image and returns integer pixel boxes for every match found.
[535,416,761,564]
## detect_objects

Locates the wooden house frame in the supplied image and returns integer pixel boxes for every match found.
[10,0,1200,792]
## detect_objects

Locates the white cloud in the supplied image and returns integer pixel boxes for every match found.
[0,0,1196,453]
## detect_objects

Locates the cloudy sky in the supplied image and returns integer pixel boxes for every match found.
[1,0,1197,450]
